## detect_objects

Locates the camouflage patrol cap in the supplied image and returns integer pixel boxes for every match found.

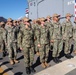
[23,17,32,22]
[13,20,17,23]
[46,15,51,19]
[36,18,41,25]
[37,18,41,21]
[0,21,5,25]
[7,18,13,22]
[52,14,60,18]
[65,13,72,17]
[40,17,46,22]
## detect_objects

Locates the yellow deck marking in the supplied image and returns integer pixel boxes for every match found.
[0,67,8,75]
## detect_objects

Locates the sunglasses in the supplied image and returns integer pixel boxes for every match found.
[56,16,60,18]
[24,20,32,23]
[14,22,17,23]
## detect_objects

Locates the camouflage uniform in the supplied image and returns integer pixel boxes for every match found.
[13,20,18,51]
[39,24,50,63]
[62,20,73,54]
[0,26,4,51]
[45,21,53,49]
[22,18,36,74]
[33,23,40,53]
[5,25,18,60]
[52,21,62,57]
[13,20,17,52]
[17,23,24,49]
[0,22,7,57]
[73,24,76,52]
[21,25,34,68]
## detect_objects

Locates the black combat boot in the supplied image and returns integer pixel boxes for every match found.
[26,67,31,74]
[53,57,59,63]
[68,54,74,58]
[30,66,36,73]
[3,52,6,57]
[56,57,62,63]
[65,54,71,59]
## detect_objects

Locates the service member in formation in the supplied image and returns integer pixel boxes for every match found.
[0,22,7,57]
[32,19,41,56]
[5,18,19,65]
[38,17,50,68]
[21,17,36,74]
[62,13,74,59]
[73,20,76,54]
[13,20,21,53]
[51,14,63,63]
[45,15,54,50]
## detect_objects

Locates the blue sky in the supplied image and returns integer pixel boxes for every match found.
[0,0,28,19]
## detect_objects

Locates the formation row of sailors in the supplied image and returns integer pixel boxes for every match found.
[0,13,76,74]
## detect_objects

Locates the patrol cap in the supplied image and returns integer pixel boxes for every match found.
[65,13,72,17]
[23,17,32,22]
[0,21,5,25]
[13,20,17,23]
[52,14,60,18]
[37,18,41,21]
[46,15,51,19]
[36,18,41,25]
[40,17,47,22]
[7,18,13,22]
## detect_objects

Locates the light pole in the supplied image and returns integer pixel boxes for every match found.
[37,0,44,18]
[62,0,64,16]
[26,0,29,18]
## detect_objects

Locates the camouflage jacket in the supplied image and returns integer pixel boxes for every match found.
[39,25,49,44]
[62,20,73,40]
[0,27,6,42]
[5,25,17,44]
[45,21,53,40]
[73,24,76,40]
[33,24,40,44]
[22,26,34,47]
[51,21,62,40]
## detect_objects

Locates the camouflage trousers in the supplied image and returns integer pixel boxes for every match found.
[7,42,17,60]
[17,38,21,49]
[73,39,76,51]
[39,44,50,63]
[34,41,39,53]
[0,41,3,51]
[23,46,34,67]
[0,40,7,53]
[64,38,73,54]
[52,39,63,57]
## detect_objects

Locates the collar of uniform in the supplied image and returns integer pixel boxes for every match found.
[65,20,71,23]
[25,26,31,30]
[53,21,58,24]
